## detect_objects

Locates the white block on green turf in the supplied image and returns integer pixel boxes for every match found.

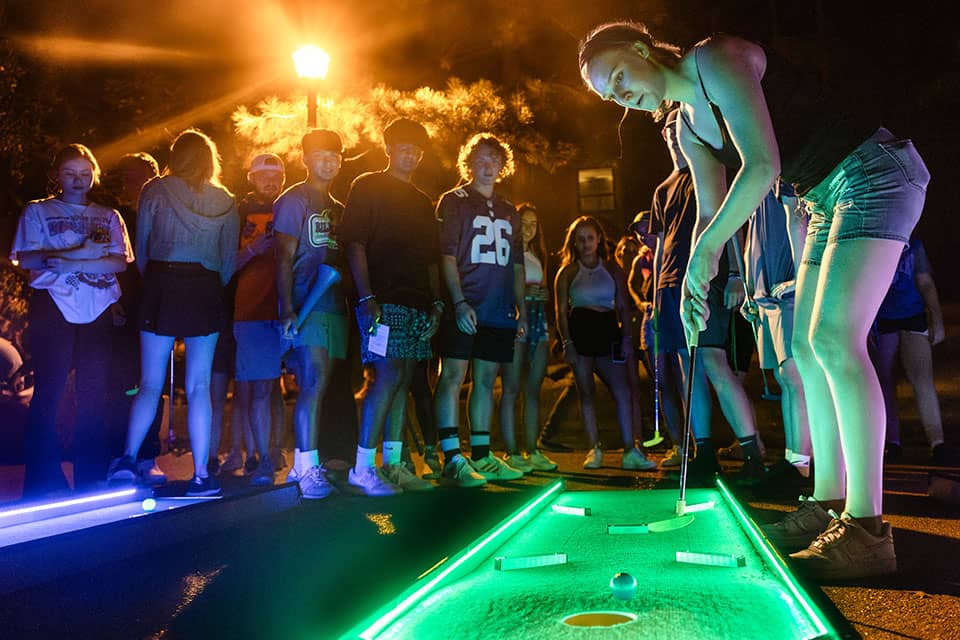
[676,551,746,568]
[606,523,649,534]
[552,504,591,516]
[494,552,568,571]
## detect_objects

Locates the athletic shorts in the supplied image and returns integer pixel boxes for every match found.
[234,320,282,381]
[439,315,516,363]
[877,311,927,336]
[756,297,796,369]
[286,311,348,360]
[568,307,620,358]
[357,303,432,364]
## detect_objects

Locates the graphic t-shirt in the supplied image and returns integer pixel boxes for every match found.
[438,187,521,329]
[273,182,345,315]
[339,171,439,311]
[10,197,133,324]
[235,193,279,321]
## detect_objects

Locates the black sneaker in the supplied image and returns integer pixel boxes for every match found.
[730,457,768,487]
[683,447,721,487]
[752,459,811,498]
[932,444,960,466]
[186,475,222,497]
[107,456,138,484]
[244,455,260,475]
[207,457,222,477]
[537,433,573,452]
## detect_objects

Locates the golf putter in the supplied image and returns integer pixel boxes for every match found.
[643,247,664,447]
[677,327,699,516]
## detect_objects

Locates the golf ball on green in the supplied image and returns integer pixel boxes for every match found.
[610,572,637,600]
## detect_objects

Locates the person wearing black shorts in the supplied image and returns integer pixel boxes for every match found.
[555,216,657,472]
[434,133,527,487]
[108,129,239,497]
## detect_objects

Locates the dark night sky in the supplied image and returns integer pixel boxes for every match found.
[4,0,960,295]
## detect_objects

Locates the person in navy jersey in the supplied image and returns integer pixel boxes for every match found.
[434,133,528,487]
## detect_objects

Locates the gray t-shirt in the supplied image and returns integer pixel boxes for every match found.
[272,182,345,315]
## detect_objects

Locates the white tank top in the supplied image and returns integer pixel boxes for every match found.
[569,261,615,310]
[524,250,543,285]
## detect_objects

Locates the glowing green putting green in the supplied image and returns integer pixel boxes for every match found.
[341,478,839,639]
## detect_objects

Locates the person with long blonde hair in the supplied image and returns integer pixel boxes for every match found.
[555,215,657,471]
[108,129,239,497]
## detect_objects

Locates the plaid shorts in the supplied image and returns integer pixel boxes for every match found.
[357,303,432,363]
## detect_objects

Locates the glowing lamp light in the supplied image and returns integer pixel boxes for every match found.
[292,45,330,80]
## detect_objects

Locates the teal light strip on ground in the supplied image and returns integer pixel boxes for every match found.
[715,478,839,640]
[345,478,565,640]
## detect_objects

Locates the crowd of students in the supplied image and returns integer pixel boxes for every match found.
[6,18,951,586]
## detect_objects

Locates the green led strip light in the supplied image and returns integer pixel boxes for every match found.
[345,478,565,639]
[714,478,839,640]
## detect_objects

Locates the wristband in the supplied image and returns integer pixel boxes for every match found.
[431,299,445,312]
[357,294,376,304]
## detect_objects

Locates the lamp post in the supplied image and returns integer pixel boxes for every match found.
[292,45,331,129]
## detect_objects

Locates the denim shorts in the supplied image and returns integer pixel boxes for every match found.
[800,128,929,266]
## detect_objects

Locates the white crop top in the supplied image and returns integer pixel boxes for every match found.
[524,250,543,285]
[569,261,615,310]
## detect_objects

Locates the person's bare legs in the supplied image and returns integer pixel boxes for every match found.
[125,331,176,459]
[873,331,902,445]
[499,344,525,454]
[899,330,945,448]
[523,341,549,452]
[777,358,811,457]
[595,356,639,449]
[468,359,501,456]
[811,238,903,519]
[571,355,600,448]
[291,346,331,453]
[182,333,219,477]
[699,347,758,439]
[792,261,846,504]
[210,371,230,461]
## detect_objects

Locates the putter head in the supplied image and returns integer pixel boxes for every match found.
[642,435,664,448]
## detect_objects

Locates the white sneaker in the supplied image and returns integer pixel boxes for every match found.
[381,463,435,492]
[292,465,336,499]
[441,454,487,488]
[502,453,534,474]
[472,454,523,481]
[622,447,658,470]
[660,445,682,468]
[583,447,603,469]
[348,465,403,496]
[527,449,558,471]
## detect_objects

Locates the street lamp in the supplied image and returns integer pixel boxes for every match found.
[292,45,330,128]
